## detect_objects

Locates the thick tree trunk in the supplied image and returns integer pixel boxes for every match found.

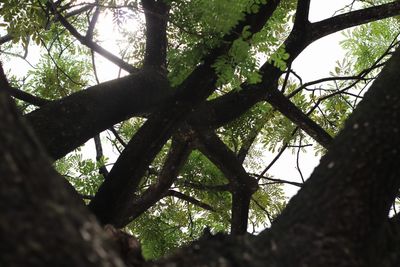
[0,90,124,267]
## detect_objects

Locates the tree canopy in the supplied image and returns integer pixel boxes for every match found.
[1,0,400,266]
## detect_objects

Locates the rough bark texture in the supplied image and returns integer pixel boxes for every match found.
[0,91,125,267]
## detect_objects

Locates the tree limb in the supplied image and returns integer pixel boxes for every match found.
[166,190,215,212]
[48,0,138,73]
[294,0,311,27]
[194,130,258,235]
[115,137,192,227]
[142,0,170,71]
[2,85,52,107]
[311,1,400,41]
[26,69,171,159]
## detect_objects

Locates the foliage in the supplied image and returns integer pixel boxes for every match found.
[55,153,106,199]
[1,0,399,261]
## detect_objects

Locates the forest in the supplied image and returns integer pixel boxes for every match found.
[1,0,400,266]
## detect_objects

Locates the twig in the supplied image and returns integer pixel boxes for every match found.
[166,190,215,212]
[48,0,138,73]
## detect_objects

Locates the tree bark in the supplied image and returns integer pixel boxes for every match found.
[26,68,171,160]
[0,90,125,267]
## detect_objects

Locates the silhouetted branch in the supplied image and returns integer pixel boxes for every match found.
[166,190,215,212]
[195,130,258,235]
[48,0,138,73]
[142,0,170,70]
[2,85,52,107]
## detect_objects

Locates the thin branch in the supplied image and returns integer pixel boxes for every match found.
[0,49,36,69]
[47,0,138,73]
[40,36,86,88]
[0,3,95,45]
[2,85,51,107]
[280,63,292,94]
[295,134,305,183]
[182,181,230,192]
[249,173,303,187]
[287,75,368,99]
[251,197,273,224]
[257,143,288,180]
[237,110,271,164]
[166,190,215,212]
[310,1,400,41]
[86,1,101,40]
[108,126,127,148]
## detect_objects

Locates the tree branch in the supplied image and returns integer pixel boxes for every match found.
[86,0,101,40]
[48,0,138,73]
[115,137,192,227]
[249,174,303,187]
[310,1,400,41]
[142,0,170,71]
[26,69,171,159]
[182,181,230,192]
[194,130,258,235]
[166,190,215,212]
[293,0,311,28]
[2,85,52,107]
[0,34,13,45]
[94,134,109,178]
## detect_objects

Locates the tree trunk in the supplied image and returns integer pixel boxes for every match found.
[0,90,124,267]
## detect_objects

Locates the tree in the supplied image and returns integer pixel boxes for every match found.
[0,0,400,266]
